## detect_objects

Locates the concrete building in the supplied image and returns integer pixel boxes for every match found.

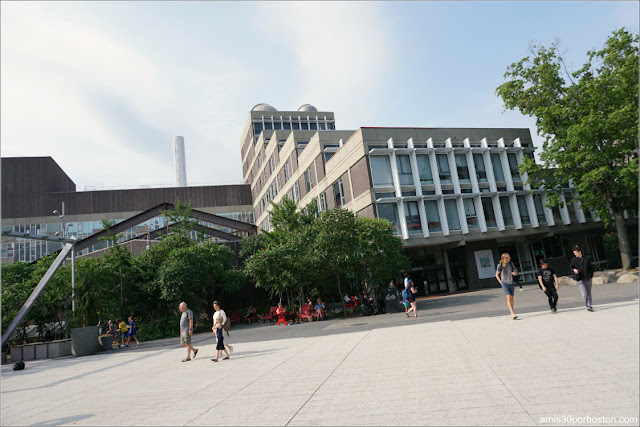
[240,104,637,294]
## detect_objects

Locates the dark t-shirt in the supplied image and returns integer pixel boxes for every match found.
[537,267,556,288]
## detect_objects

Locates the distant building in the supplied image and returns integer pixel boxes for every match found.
[1,157,254,264]
[239,104,637,293]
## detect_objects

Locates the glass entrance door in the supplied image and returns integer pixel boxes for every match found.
[425,269,449,294]
[451,266,468,291]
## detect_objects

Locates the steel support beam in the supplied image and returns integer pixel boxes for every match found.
[2,243,74,347]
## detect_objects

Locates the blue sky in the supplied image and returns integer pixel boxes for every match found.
[1,1,637,190]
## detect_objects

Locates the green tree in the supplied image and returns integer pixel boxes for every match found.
[313,208,360,313]
[355,217,410,296]
[496,28,638,269]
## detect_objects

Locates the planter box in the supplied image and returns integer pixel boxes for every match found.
[10,344,35,361]
[71,326,100,357]
[48,339,71,358]
[98,335,114,351]
[35,343,49,359]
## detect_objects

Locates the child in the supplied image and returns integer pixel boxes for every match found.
[117,319,129,347]
[107,320,120,348]
[127,316,140,346]
[211,317,230,362]
[314,299,325,321]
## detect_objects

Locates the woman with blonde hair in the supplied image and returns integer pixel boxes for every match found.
[495,253,519,319]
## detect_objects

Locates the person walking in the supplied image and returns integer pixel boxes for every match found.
[210,316,230,362]
[117,319,129,347]
[404,273,410,290]
[212,301,233,355]
[127,316,140,346]
[570,246,595,312]
[314,298,325,321]
[178,302,198,362]
[496,253,519,320]
[537,260,560,313]
[405,280,418,318]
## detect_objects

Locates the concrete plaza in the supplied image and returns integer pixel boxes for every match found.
[1,285,638,426]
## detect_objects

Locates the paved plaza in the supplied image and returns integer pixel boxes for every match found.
[1,283,639,426]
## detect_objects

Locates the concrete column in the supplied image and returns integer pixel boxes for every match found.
[442,247,455,293]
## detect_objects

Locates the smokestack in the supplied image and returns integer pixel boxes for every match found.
[173,136,187,187]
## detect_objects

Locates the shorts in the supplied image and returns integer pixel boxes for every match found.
[180,331,191,345]
[216,338,225,351]
[121,331,129,338]
[403,301,410,308]
[128,330,136,337]
[501,282,515,296]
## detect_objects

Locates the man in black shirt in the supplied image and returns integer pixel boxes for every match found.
[537,260,559,313]
[569,246,595,312]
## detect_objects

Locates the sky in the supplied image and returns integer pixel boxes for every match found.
[1,1,638,191]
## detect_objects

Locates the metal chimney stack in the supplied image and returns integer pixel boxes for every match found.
[173,136,187,187]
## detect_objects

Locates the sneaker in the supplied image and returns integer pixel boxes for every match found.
[136,343,140,347]
[228,345,234,355]
[519,288,523,292]
[552,307,557,314]
[210,358,218,362]
[587,307,594,312]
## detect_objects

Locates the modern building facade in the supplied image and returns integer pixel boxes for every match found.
[1,157,254,264]
[240,104,637,294]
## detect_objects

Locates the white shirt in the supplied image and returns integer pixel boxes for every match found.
[213,309,227,325]
[404,277,410,289]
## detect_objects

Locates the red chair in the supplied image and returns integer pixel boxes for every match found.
[299,304,312,322]
[244,311,258,324]
[229,311,241,325]
[262,306,278,324]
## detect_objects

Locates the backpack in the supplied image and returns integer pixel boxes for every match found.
[401,289,409,300]
[13,360,25,371]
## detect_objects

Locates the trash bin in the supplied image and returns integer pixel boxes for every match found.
[70,326,100,357]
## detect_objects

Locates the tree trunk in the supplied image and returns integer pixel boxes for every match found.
[337,271,346,314]
[613,209,633,270]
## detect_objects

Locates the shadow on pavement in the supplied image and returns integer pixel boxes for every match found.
[28,413,94,426]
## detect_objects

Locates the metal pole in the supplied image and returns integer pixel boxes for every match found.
[71,246,76,312]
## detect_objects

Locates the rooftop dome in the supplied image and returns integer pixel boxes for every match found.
[298,104,318,112]
[252,103,277,112]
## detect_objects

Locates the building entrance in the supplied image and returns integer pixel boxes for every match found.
[425,269,449,294]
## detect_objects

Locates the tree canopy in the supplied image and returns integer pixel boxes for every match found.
[496,28,638,269]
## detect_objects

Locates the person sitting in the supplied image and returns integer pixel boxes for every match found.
[244,306,257,322]
[314,299,325,321]
[276,303,288,326]
[344,294,354,308]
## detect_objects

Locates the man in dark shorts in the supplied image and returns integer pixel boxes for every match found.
[537,259,559,314]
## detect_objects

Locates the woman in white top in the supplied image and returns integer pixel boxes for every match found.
[212,301,233,355]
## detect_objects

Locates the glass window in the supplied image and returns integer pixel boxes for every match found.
[482,197,496,227]
[564,192,577,221]
[305,167,313,192]
[552,206,562,222]
[491,153,505,181]
[319,123,326,130]
[455,154,471,183]
[424,200,441,232]
[301,122,309,130]
[274,122,282,130]
[500,196,513,226]
[333,179,345,207]
[377,203,401,235]
[463,198,479,229]
[404,201,422,234]
[533,194,546,223]
[319,193,328,211]
[264,122,273,130]
[257,154,262,168]
[284,162,290,182]
[370,156,393,187]
[294,182,301,203]
[283,122,291,130]
[437,154,451,184]
[517,195,530,224]
[473,154,487,182]
[416,155,433,185]
[309,122,317,130]
[253,123,263,136]
[268,157,274,174]
[396,155,413,185]
[292,122,300,130]
[508,153,520,180]
[444,199,460,230]
[375,192,395,199]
